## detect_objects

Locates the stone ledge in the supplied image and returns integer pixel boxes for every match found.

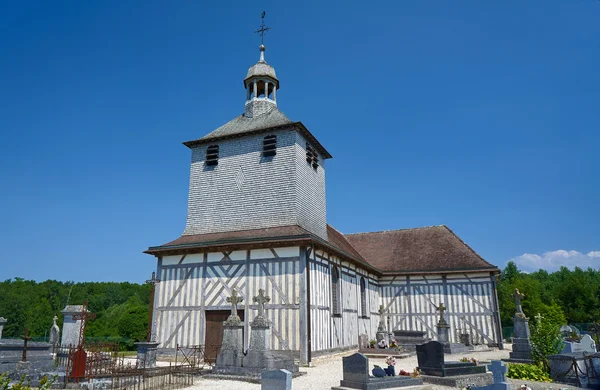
[337,375,423,390]
[203,370,306,384]
[421,372,493,388]
[332,384,432,390]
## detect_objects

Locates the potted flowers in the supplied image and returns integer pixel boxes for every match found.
[385,356,396,376]
[369,339,376,349]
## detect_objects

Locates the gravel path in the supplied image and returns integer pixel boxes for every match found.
[186,347,524,390]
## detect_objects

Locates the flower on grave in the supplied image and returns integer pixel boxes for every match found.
[385,356,396,366]
[399,369,411,376]
[369,339,377,348]
[389,339,399,349]
[470,357,477,364]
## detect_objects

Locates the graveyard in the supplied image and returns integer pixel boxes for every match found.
[1,282,599,389]
[1,2,599,390]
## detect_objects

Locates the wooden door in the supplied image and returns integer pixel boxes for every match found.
[204,310,244,363]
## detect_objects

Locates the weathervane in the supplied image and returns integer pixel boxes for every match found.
[255,11,271,45]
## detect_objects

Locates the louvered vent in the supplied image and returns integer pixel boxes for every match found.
[263,135,277,157]
[206,145,219,166]
[306,143,319,169]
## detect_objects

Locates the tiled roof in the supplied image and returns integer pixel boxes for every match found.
[344,225,499,274]
[152,225,311,250]
[184,107,293,146]
[147,225,498,275]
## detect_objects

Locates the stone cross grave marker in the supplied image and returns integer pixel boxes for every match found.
[20,328,32,362]
[49,316,60,347]
[436,303,447,324]
[490,360,507,383]
[225,289,244,325]
[513,288,525,316]
[534,313,543,325]
[261,369,291,390]
[377,305,387,332]
[254,289,270,318]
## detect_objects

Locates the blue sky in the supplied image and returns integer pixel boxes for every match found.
[1,1,598,282]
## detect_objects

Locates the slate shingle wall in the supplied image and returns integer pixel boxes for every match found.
[294,132,327,239]
[183,128,327,238]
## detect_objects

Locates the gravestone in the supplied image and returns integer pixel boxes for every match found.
[561,334,596,354]
[416,341,486,377]
[358,334,369,350]
[60,305,83,347]
[332,352,423,390]
[392,330,430,352]
[215,289,245,368]
[262,369,292,390]
[48,316,60,349]
[376,306,389,345]
[470,360,510,390]
[213,289,298,377]
[134,341,160,368]
[507,289,533,363]
[434,304,469,354]
[0,317,6,339]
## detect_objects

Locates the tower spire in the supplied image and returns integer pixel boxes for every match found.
[244,11,279,118]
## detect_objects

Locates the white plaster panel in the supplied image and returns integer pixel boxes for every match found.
[162,256,180,266]
[229,250,247,261]
[207,252,223,263]
[251,249,275,259]
[181,253,203,264]
[273,247,299,258]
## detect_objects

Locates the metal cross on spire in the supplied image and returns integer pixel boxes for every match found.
[255,11,271,45]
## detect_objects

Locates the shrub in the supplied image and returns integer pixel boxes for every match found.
[530,317,563,372]
[507,363,552,383]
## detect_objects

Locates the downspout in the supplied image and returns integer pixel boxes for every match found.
[306,245,313,365]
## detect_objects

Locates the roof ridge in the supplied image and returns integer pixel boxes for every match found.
[345,225,447,236]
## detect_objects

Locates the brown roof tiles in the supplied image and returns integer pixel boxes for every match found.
[146,224,498,275]
[344,225,498,274]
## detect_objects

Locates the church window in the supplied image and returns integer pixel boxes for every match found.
[360,277,368,318]
[263,135,277,156]
[306,143,319,169]
[331,266,341,316]
[206,145,219,166]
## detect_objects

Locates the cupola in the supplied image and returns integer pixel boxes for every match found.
[244,44,279,118]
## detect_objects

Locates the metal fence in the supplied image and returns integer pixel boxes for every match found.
[110,365,194,390]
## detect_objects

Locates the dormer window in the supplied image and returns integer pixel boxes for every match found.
[263,135,277,157]
[206,145,219,166]
[306,143,319,169]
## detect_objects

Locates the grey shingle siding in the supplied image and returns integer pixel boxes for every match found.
[295,132,327,239]
[183,128,327,239]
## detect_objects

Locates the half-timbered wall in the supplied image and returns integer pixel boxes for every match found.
[154,247,302,354]
[379,272,501,346]
[308,248,379,353]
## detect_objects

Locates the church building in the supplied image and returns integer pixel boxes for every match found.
[145,41,502,365]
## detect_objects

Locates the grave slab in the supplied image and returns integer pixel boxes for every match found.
[262,369,292,390]
[332,352,424,390]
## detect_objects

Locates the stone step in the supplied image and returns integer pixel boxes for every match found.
[331,385,433,390]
